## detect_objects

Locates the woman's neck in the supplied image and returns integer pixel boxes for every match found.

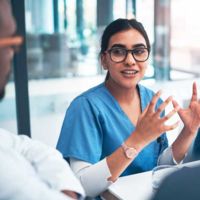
[105,80,138,103]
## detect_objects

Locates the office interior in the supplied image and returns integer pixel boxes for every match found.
[1,0,200,147]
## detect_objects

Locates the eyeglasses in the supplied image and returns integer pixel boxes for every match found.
[0,36,23,51]
[106,47,150,63]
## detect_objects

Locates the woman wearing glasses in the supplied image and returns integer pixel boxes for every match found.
[57,18,200,197]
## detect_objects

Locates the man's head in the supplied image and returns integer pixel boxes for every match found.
[0,0,22,100]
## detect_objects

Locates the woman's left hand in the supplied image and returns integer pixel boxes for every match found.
[173,82,200,135]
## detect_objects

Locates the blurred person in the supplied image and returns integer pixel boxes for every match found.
[0,0,85,199]
[151,130,200,200]
[57,18,200,198]
[190,129,200,160]
[179,129,200,163]
[151,165,200,200]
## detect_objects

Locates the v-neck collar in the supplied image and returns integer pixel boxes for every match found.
[102,83,147,128]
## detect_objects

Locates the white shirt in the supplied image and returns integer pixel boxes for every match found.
[0,128,85,200]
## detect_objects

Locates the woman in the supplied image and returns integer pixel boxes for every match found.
[57,18,200,197]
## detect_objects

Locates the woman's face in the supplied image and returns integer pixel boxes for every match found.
[102,28,149,90]
[0,0,16,99]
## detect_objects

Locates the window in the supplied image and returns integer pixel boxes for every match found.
[171,0,200,78]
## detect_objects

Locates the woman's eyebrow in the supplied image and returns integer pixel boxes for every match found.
[132,43,146,48]
[109,43,147,49]
[110,44,126,49]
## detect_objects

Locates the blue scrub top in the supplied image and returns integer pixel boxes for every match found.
[57,83,168,176]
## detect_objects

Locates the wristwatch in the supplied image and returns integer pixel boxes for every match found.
[121,142,138,159]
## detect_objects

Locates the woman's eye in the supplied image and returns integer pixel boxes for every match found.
[112,49,125,55]
[133,48,145,55]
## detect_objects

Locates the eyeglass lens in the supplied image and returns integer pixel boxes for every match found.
[109,47,149,63]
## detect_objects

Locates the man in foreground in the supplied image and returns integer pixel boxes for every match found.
[152,165,200,200]
[0,0,85,199]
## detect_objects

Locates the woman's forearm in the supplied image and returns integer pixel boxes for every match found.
[172,126,196,163]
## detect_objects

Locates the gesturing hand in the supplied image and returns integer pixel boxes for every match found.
[135,90,179,146]
[172,82,200,134]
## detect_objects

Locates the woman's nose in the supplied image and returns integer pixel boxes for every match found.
[124,52,136,65]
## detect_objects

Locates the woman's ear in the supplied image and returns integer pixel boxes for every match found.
[101,53,108,70]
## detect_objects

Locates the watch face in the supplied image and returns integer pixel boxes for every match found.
[126,148,136,159]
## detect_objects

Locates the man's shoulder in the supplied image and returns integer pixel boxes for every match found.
[0,128,14,141]
[0,128,12,135]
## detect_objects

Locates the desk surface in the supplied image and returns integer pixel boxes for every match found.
[103,160,200,200]
[106,170,153,200]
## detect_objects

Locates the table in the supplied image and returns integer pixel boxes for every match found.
[101,160,200,200]
[101,170,153,200]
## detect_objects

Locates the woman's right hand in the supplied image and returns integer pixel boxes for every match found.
[134,90,180,149]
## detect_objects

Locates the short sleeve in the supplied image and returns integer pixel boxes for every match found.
[57,96,103,164]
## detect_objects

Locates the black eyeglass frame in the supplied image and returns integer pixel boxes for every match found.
[106,47,150,63]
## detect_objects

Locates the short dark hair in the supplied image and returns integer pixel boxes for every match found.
[100,18,151,80]
[100,18,151,54]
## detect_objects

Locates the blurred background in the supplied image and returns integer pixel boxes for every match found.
[1,0,200,147]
